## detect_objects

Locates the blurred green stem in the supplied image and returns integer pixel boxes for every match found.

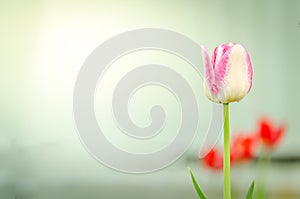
[256,146,271,199]
[224,103,231,199]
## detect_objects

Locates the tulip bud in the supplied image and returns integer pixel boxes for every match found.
[202,43,253,104]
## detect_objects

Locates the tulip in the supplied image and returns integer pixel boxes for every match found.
[202,43,253,104]
[258,118,285,148]
[202,43,253,199]
[201,132,258,171]
[190,43,255,199]
[202,148,223,170]
[231,132,259,161]
[256,118,285,199]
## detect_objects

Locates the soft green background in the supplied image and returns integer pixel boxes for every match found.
[1,0,300,198]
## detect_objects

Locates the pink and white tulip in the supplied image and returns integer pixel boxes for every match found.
[202,43,253,104]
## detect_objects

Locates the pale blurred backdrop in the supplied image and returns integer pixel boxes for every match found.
[1,0,300,199]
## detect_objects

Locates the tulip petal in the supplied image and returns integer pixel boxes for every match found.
[201,46,217,101]
[212,43,234,67]
[201,46,214,86]
[217,44,251,103]
[245,50,253,92]
[213,45,234,102]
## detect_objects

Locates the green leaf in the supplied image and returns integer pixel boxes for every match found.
[246,180,255,199]
[188,167,207,199]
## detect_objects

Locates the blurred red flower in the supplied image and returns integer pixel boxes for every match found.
[201,133,259,170]
[202,148,223,170]
[200,117,286,170]
[258,118,285,148]
[231,132,259,162]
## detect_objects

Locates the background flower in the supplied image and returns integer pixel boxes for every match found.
[200,117,286,171]
[258,118,286,148]
[202,148,223,170]
[231,132,259,162]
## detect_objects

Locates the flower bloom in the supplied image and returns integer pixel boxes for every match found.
[258,118,285,148]
[201,117,286,171]
[202,43,253,103]
[202,133,259,170]
[231,132,259,161]
[202,148,223,170]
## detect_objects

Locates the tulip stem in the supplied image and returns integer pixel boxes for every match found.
[223,103,231,199]
[256,146,271,199]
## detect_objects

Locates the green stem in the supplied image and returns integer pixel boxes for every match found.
[256,146,271,199]
[223,103,231,199]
